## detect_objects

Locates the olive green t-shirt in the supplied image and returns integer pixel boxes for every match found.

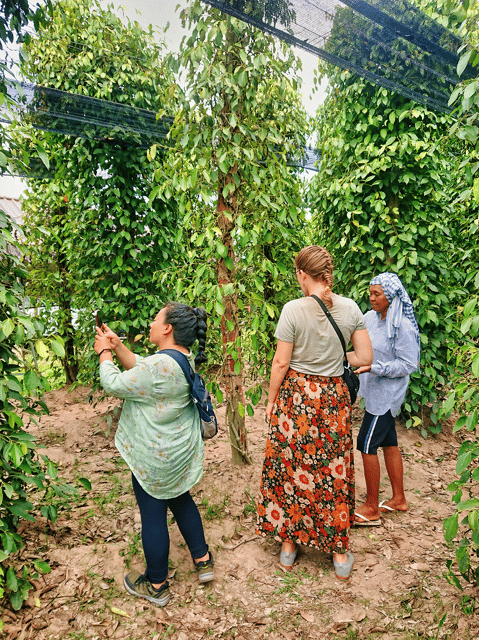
[274,294,366,376]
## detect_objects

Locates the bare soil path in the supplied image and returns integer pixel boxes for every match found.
[2,386,478,640]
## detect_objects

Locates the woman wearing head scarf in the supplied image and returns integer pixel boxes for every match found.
[354,273,420,526]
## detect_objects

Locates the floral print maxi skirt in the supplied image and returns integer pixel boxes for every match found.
[256,369,354,553]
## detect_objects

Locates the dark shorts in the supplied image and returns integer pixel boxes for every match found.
[357,410,398,455]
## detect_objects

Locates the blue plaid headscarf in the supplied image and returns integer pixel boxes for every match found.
[370,273,420,348]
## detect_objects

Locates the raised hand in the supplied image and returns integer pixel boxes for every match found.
[100,324,123,351]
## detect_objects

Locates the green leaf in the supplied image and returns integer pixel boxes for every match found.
[473,177,479,204]
[468,509,479,533]
[441,391,456,416]
[8,500,35,521]
[456,451,472,474]
[47,461,58,479]
[32,560,51,574]
[265,304,275,319]
[453,415,468,433]
[443,513,458,542]
[50,339,65,358]
[6,567,18,591]
[1,318,14,338]
[464,81,477,101]
[35,143,50,169]
[448,86,461,106]
[466,409,478,430]
[10,590,24,611]
[23,370,41,392]
[457,498,479,511]
[458,49,473,77]
[472,354,479,377]
[215,241,228,259]
[78,478,92,491]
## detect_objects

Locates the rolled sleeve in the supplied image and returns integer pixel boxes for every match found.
[370,326,419,378]
[360,311,419,416]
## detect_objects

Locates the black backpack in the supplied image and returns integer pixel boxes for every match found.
[160,349,218,440]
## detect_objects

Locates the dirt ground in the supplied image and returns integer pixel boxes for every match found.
[2,386,478,640]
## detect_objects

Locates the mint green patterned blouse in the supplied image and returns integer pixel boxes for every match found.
[100,352,204,499]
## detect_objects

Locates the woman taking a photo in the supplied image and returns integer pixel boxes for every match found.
[94,303,213,607]
[256,246,373,580]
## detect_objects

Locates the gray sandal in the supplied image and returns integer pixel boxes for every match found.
[279,547,297,571]
[333,551,354,581]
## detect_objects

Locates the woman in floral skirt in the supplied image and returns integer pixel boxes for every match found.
[256,246,373,580]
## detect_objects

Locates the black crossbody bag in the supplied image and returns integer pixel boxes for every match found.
[310,295,360,404]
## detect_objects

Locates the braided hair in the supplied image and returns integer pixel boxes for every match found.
[295,245,334,307]
[163,302,208,367]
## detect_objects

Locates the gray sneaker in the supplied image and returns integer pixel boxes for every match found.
[124,571,170,606]
[194,552,214,583]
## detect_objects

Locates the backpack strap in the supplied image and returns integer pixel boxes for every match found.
[158,349,194,388]
[310,294,347,359]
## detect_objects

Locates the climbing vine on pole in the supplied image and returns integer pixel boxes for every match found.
[155,1,309,464]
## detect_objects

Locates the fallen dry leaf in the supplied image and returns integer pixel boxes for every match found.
[332,607,367,625]
[154,608,167,624]
[105,620,119,637]
[300,611,315,623]
[110,607,131,618]
[30,618,49,630]
[410,562,430,571]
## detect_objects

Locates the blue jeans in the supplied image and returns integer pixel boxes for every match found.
[132,474,208,583]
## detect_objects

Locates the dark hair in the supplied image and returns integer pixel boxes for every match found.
[163,302,208,367]
[295,245,334,307]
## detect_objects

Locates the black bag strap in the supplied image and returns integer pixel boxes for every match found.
[310,294,347,359]
[159,349,194,388]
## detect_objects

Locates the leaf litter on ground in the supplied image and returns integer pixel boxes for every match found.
[3,386,479,640]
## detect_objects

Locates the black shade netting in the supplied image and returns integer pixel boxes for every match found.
[200,0,474,112]
[1,80,173,148]
[0,81,320,176]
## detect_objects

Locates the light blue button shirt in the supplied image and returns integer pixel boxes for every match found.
[358,310,419,417]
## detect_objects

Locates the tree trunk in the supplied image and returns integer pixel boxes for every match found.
[262,243,276,354]
[214,23,251,465]
[56,204,78,384]
[60,304,78,385]
[216,186,251,465]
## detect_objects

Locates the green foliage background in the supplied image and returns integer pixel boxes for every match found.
[0,208,85,613]
[1,0,479,609]
[18,0,180,385]
[308,72,468,434]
